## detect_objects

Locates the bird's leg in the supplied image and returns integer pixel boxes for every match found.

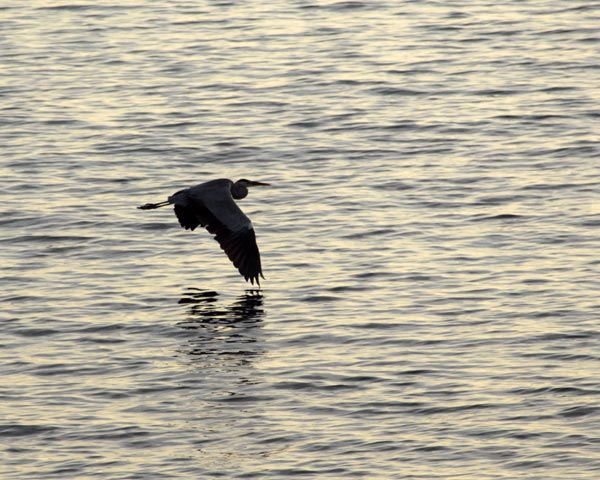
[137,200,171,210]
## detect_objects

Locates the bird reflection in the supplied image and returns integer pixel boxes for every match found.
[176,288,265,362]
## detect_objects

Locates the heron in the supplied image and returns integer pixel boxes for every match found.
[138,178,270,285]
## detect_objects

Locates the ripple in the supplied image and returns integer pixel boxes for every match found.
[301,295,341,302]
[2,1,600,478]
[558,406,599,418]
[0,424,58,438]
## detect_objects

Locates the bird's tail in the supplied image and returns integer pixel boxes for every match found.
[137,200,170,210]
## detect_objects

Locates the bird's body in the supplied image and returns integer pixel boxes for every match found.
[138,178,269,285]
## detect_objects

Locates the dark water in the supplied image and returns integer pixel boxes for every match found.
[2,1,600,478]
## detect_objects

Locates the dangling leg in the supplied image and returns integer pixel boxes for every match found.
[137,200,171,210]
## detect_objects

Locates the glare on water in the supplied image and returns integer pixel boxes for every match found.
[1,1,599,479]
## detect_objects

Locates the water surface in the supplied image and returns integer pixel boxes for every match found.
[1,1,599,478]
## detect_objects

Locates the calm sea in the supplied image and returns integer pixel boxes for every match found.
[2,1,599,478]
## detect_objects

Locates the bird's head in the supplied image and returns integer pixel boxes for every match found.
[231,179,271,199]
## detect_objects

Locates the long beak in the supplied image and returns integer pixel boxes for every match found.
[247,181,271,187]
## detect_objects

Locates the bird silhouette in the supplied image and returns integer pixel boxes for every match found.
[138,178,270,285]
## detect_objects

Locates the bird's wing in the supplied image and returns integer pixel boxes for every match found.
[174,182,264,285]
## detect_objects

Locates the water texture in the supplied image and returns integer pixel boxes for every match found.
[1,1,599,478]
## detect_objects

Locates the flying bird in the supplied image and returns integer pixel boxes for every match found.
[138,178,270,285]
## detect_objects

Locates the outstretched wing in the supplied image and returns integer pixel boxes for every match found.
[211,223,263,286]
[171,181,264,285]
